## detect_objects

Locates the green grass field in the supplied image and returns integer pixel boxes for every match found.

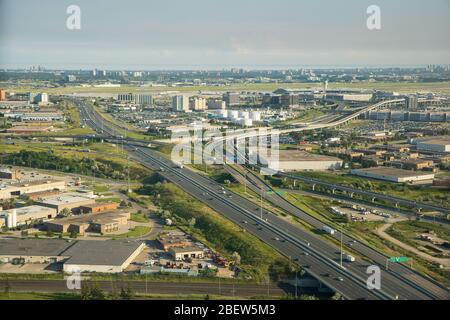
[130,212,150,223]
[5,81,450,95]
[290,171,449,208]
[112,226,151,239]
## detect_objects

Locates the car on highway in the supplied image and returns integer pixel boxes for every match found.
[336,277,344,282]
[274,237,280,241]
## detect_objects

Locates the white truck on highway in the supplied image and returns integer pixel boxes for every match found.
[344,254,355,262]
[322,225,336,235]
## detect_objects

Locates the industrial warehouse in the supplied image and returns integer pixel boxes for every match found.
[260,150,343,171]
[0,179,66,200]
[415,137,450,153]
[0,238,145,273]
[351,167,435,183]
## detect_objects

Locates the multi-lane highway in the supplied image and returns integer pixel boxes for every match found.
[75,99,450,300]
[276,172,450,215]
[0,279,291,297]
[224,165,450,300]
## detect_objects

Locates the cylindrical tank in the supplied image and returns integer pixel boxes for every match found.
[250,111,261,121]
[239,111,249,119]
[11,209,17,227]
[6,212,13,229]
[228,110,239,119]
[218,109,228,118]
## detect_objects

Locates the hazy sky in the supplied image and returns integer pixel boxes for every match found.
[1,0,449,69]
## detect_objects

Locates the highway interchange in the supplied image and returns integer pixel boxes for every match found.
[76,98,449,300]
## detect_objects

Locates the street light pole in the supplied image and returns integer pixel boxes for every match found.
[260,188,263,220]
[340,224,343,268]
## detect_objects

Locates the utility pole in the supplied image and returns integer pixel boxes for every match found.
[340,224,343,268]
[260,188,263,220]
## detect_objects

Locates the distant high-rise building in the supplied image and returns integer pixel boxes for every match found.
[223,92,240,106]
[280,94,299,107]
[190,97,207,111]
[117,93,153,106]
[66,75,77,82]
[30,93,48,104]
[172,95,190,112]
[207,99,226,110]
[0,89,7,101]
[406,95,418,109]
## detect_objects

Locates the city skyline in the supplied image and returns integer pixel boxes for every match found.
[1,0,450,69]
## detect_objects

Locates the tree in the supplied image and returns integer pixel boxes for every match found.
[231,251,241,265]
[119,286,134,300]
[60,208,72,217]
[81,283,91,300]
[89,285,106,300]
[331,292,343,300]
[188,217,196,227]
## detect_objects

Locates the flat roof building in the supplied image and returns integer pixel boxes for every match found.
[1,205,57,228]
[169,246,204,261]
[63,240,145,273]
[259,150,343,171]
[35,193,95,213]
[0,238,75,264]
[74,202,118,214]
[0,239,145,273]
[351,167,435,183]
[416,137,450,153]
[46,211,130,235]
[0,179,66,200]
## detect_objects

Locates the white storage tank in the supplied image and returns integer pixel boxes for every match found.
[250,111,261,121]
[239,111,249,119]
[11,209,17,227]
[218,109,228,118]
[228,110,239,119]
[238,118,253,127]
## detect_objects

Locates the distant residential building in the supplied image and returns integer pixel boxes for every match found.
[0,89,7,101]
[190,97,207,111]
[66,75,77,82]
[172,95,190,112]
[223,92,240,106]
[30,93,48,104]
[117,93,153,106]
[280,93,299,107]
[207,99,226,110]
[406,95,418,109]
